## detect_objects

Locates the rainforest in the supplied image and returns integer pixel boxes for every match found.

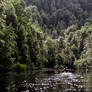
[0,0,92,92]
[0,0,92,71]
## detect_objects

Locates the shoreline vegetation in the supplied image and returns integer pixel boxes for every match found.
[0,0,92,72]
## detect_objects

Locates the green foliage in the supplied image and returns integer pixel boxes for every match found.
[74,56,92,69]
[0,0,92,71]
[31,22,42,32]
[0,22,17,69]
[73,23,92,69]
[13,62,27,70]
[25,0,90,36]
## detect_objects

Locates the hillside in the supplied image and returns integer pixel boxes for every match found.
[25,0,92,37]
[0,0,92,71]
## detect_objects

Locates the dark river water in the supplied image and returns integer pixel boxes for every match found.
[0,70,92,92]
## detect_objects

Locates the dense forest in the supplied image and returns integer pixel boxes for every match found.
[0,0,92,71]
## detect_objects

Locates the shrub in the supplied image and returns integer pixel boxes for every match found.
[13,62,27,70]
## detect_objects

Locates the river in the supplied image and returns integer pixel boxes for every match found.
[0,69,92,92]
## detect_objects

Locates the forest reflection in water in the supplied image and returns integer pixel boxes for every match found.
[0,70,92,92]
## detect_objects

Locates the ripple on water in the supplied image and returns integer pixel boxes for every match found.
[16,72,88,92]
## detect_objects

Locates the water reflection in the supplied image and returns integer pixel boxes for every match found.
[0,70,92,92]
